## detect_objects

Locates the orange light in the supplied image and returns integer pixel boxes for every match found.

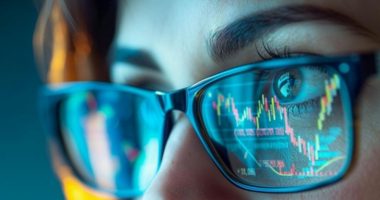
[48,3,67,84]
[58,166,116,200]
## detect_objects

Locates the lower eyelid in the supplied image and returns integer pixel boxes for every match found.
[285,98,320,117]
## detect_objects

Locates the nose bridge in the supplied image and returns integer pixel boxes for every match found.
[156,88,188,113]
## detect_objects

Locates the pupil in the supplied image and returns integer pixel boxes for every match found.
[275,70,300,101]
[278,72,294,98]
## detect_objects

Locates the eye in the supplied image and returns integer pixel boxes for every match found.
[271,66,329,115]
[111,63,172,91]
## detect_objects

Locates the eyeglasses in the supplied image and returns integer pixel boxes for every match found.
[39,51,379,198]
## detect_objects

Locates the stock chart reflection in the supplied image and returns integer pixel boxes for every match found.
[200,67,351,187]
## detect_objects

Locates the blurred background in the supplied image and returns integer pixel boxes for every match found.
[0,1,64,199]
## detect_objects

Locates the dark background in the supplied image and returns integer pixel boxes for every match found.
[0,1,64,199]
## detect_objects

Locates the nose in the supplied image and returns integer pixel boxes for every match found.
[141,116,248,200]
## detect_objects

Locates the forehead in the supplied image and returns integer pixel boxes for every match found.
[116,0,378,45]
[113,0,380,87]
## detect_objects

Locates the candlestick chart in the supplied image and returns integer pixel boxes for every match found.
[201,72,349,187]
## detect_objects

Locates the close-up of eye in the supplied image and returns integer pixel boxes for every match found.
[270,66,330,116]
[111,62,172,91]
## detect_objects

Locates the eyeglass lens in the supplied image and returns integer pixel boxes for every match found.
[200,64,352,188]
[58,89,164,193]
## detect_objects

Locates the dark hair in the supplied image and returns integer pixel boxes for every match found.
[34,0,117,82]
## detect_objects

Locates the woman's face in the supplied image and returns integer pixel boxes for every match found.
[110,0,380,199]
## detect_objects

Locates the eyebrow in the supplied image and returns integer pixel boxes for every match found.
[208,5,376,62]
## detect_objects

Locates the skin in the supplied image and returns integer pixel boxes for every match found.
[52,0,380,199]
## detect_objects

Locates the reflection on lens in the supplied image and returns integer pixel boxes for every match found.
[59,88,163,194]
[200,65,351,188]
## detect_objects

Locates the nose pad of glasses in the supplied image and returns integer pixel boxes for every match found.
[160,110,186,154]
[156,89,188,161]
[157,88,188,113]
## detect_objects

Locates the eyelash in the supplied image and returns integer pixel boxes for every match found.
[256,40,292,60]
[255,41,327,118]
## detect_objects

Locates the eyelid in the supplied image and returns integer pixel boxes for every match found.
[111,62,172,91]
[254,39,321,61]
[112,48,161,71]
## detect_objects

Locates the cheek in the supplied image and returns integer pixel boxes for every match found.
[329,76,380,198]
[354,76,380,180]
[358,77,380,149]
